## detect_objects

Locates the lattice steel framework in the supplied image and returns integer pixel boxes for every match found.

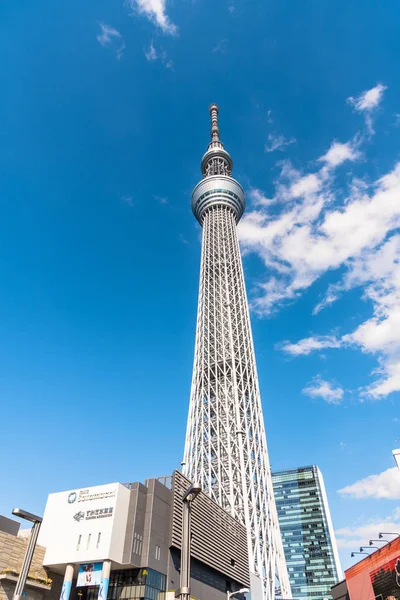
[183,105,291,600]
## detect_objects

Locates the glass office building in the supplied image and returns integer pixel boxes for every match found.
[272,466,342,600]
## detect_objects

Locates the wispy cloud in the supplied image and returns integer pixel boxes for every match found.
[121,195,134,207]
[237,88,400,399]
[339,467,400,499]
[97,23,125,59]
[212,39,228,54]
[265,133,296,153]
[144,41,173,68]
[335,511,400,549]
[144,41,158,60]
[126,0,177,34]
[279,335,341,356]
[302,377,344,404]
[247,188,275,207]
[348,83,388,133]
[227,0,236,14]
[318,140,360,168]
[313,282,344,315]
[154,195,168,204]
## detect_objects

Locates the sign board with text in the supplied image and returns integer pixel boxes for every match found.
[40,482,131,567]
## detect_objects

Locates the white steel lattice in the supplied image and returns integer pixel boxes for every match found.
[183,106,291,600]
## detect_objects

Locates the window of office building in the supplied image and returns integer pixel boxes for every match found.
[155,545,161,561]
[107,568,166,600]
[272,466,341,600]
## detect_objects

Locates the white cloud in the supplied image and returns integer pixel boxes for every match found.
[97,23,121,46]
[121,195,134,207]
[313,283,343,314]
[248,188,275,206]
[265,134,296,153]
[319,141,359,168]
[302,377,344,404]
[97,23,125,59]
[279,335,341,356]
[144,41,158,60]
[241,89,400,399]
[240,160,400,391]
[289,173,322,198]
[212,39,228,54]
[144,42,172,68]
[339,467,400,499]
[335,515,400,550]
[348,83,388,112]
[126,0,177,34]
[348,83,387,133]
[340,235,400,399]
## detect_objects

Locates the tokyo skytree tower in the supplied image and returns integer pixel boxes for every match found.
[183,105,291,600]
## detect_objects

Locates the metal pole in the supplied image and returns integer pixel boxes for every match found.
[178,499,191,600]
[12,520,41,600]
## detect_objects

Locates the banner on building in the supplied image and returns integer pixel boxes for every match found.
[345,537,400,600]
[77,563,103,587]
[370,555,400,599]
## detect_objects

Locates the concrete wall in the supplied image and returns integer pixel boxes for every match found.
[0,530,47,578]
[0,518,19,537]
[331,580,349,600]
[0,530,62,600]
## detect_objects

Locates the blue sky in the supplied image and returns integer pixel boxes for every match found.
[2,0,400,573]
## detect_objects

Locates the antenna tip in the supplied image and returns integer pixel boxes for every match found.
[209,103,219,113]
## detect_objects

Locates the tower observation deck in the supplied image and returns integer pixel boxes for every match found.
[183,105,292,600]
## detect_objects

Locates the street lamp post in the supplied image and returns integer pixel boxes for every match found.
[227,587,249,599]
[379,532,399,538]
[176,483,201,600]
[11,508,43,600]
[351,552,369,558]
[370,539,388,545]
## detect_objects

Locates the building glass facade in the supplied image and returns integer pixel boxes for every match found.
[272,466,342,600]
[108,569,166,600]
[76,569,166,600]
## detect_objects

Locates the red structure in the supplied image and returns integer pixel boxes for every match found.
[345,536,400,599]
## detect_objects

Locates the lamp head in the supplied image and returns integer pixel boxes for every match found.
[182,483,202,502]
[12,508,42,524]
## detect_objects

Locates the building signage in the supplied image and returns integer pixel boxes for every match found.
[73,508,114,522]
[345,537,400,600]
[40,482,131,567]
[370,555,400,599]
[68,489,116,503]
[77,563,103,587]
[73,512,85,523]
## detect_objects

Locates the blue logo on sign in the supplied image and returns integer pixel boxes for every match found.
[68,492,77,504]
